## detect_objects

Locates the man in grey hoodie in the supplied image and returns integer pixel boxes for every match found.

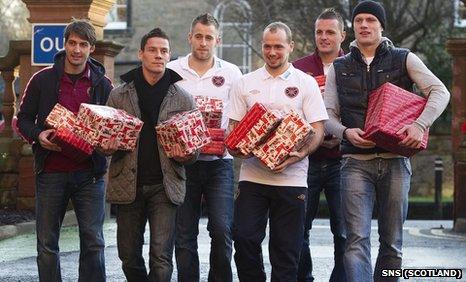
[102,27,198,282]
[323,1,450,281]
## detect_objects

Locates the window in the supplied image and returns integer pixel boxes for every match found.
[214,0,252,73]
[454,0,466,27]
[105,0,130,30]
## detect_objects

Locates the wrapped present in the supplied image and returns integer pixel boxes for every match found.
[45,103,78,130]
[50,126,93,163]
[314,75,326,94]
[225,103,281,154]
[208,128,225,141]
[76,103,144,151]
[194,96,223,128]
[236,109,282,155]
[201,141,225,155]
[156,109,211,158]
[253,111,313,170]
[362,82,429,157]
[201,128,225,155]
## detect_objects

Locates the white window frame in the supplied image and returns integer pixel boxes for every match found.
[454,0,466,28]
[214,0,252,73]
[104,1,128,30]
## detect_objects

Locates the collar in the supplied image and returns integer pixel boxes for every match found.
[181,54,223,74]
[62,64,91,82]
[260,64,294,81]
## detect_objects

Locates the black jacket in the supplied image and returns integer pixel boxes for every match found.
[17,50,113,175]
[333,39,413,154]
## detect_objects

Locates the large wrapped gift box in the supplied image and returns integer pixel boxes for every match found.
[45,103,78,130]
[50,126,93,163]
[76,103,144,151]
[156,109,211,158]
[253,111,313,170]
[194,95,223,128]
[201,128,226,155]
[225,103,282,154]
[362,82,429,157]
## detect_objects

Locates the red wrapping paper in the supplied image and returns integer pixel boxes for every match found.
[156,109,211,158]
[76,104,143,151]
[45,103,78,130]
[201,141,225,155]
[50,127,93,163]
[314,75,326,94]
[236,110,282,155]
[194,96,223,128]
[253,111,313,170]
[224,103,281,153]
[362,82,429,157]
[201,128,226,155]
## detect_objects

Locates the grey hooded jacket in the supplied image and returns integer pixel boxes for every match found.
[106,68,197,205]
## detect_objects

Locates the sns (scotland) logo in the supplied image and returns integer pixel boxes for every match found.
[285,86,299,98]
[212,76,225,87]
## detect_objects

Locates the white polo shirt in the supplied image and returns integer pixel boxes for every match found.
[167,54,242,161]
[227,65,328,187]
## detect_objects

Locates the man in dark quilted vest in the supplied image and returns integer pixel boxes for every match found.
[324,1,450,281]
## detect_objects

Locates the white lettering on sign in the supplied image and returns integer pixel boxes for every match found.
[40,37,64,52]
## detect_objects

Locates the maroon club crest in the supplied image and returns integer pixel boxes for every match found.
[212,76,225,87]
[285,86,299,98]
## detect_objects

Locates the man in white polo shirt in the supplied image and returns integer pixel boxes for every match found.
[167,13,242,282]
[227,22,328,281]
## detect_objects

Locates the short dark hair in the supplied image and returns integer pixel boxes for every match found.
[316,8,345,32]
[264,22,293,43]
[64,19,97,46]
[191,13,219,31]
[140,27,170,51]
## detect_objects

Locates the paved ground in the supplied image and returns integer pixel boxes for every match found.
[0,218,465,281]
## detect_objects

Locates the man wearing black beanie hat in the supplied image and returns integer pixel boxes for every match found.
[352,0,386,29]
[323,0,451,281]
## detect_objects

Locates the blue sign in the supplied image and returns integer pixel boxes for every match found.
[32,24,67,66]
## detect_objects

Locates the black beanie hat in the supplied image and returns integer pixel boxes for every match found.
[352,0,386,29]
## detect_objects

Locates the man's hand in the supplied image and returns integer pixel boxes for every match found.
[397,123,424,149]
[171,144,195,163]
[272,152,305,174]
[344,128,376,149]
[321,135,340,149]
[97,138,119,156]
[227,148,253,159]
[272,133,313,173]
[38,129,61,151]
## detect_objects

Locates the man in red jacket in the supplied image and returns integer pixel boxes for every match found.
[292,8,347,282]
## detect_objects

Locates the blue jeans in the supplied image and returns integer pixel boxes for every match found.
[341,157,411,282]
[176,159,234,282]
[298,158,346,282]
[35,169,106,282]
[233,181,307,282]
[116,183,177,282]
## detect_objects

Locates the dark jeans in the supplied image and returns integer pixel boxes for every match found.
[35,169,106,282]
[233,181,307,282]
[341,157,411,282]
[298,158,346,282]
[176,159,234,282]
[116,183,177,282]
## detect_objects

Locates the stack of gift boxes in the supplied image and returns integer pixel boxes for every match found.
[195,96,226,156]
[45,103,144,162]
[155,109,211,158]
[225,103,313,170]
[314,75,326,94]
[362,82,429,157]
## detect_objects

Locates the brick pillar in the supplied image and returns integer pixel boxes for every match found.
[446,38,466,233]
